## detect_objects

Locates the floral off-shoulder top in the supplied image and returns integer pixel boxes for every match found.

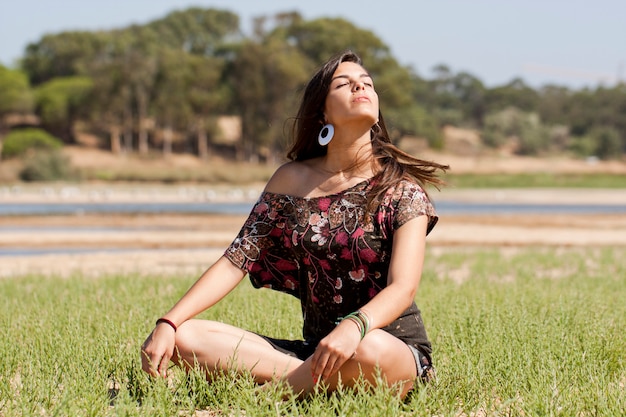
[224,177,437,356]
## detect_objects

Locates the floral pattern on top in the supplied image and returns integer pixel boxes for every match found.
[224,177,437,345]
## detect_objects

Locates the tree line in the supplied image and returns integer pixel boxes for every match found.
[1,7,624,163]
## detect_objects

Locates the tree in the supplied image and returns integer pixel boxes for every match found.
[279,17,433,142]
[146,8,242,55]
[152,49,193,157]
[22,31,106,85]
[118,27,159,154]
[34,76,93,143]
[419,66,487,128]
[589,126,623,159]
[450,72,486,127]
[2,128,62,158]
[186,54,230,159]
[482,107,549,155]
[19,6,625,164]
[0,66,34,158]
[229,38,309,161]
[384,105,443,149]
[482,107,520,148]
[143,8,242,156]
[516,113,549,155]
[537,85,572,126]
[283,16,390,68]
[86,36,131,154]
[428,64,459,111]
[485,78,539,114]
[559,84,626,157]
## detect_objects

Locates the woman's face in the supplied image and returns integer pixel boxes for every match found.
[323,61,379,128]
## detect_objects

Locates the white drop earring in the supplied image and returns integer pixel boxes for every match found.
[318,124,334,146]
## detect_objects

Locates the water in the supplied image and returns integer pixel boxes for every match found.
[2,200,624,257]
[0,201,254,216]
[436,201,626,215]
[0,200,625,217]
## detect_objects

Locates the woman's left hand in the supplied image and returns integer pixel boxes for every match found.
[311,319,362,383]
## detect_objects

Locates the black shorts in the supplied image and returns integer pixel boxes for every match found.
[258,336,316,361]
[258,335,434,382]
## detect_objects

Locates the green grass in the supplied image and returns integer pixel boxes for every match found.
[1,247,625,416]
[444,172,626,188]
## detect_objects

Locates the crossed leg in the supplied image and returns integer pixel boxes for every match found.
[174,319,418,397]
[173,319,302,383]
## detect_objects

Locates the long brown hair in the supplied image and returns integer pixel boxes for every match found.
[287,51,448,208]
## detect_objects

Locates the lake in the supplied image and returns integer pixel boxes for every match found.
[0,200,625,217]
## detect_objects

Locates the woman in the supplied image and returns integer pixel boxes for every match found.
[141,50,448,398]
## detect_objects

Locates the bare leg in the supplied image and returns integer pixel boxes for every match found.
[174,319,303,383]
[175,321,417,398]
[284,329,418,398]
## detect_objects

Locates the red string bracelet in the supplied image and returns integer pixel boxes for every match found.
[155,318,177,332]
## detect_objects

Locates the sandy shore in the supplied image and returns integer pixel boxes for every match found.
[1,185,625,278]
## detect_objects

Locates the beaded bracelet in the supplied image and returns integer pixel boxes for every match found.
[156,317,177,332]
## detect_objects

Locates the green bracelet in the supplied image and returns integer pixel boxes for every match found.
[345,316,365,339]
[338,310,371,340]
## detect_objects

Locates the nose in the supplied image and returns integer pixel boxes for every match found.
[352,81,365,92]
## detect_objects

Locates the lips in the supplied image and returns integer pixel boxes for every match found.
[352,95,370,103]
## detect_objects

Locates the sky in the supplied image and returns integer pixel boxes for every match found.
[1,0,624,90]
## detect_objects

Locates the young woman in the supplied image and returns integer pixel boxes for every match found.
[141,50,448,398]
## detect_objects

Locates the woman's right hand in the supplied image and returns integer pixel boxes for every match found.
[139,257,246,378]
[140,323,177,378]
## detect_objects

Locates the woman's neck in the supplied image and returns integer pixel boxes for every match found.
[318,145,376,181]
[323,130,373,172]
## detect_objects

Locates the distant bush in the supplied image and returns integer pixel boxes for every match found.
[2,128,63,158]
[19,149,77,181]
[589,126,623,160]
[569,135,597,158]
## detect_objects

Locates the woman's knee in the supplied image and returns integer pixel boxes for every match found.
[354,330,388,365]
[174,319,218,353]
[172,320,196,359]
[354,331,415,377]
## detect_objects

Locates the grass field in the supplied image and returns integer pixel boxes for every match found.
[79,170,626,190]
[1,247,625,416]
[443,172,626,188]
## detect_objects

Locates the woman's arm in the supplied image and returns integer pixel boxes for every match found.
[359,214,428,328]
[157,256,246,326]
[141,256,246,377]
[311,215,429,381]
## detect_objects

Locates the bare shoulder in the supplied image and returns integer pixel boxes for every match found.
[264,161,317,195]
